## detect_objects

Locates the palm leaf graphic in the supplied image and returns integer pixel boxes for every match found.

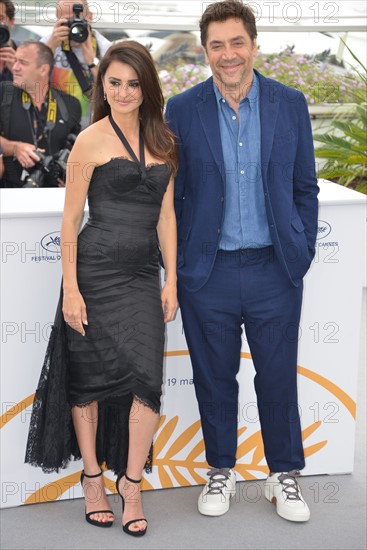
[186,437,205,462]
[158,464,174,488]
[24,418,329,503]
[169,465,193,486]
[304,441,328,457]
[302,420,322,439]
[141,477,154,491]
[237,431,265,462]
[302,422,328,459]
[156,414,166,430]
[152,418,328,486]
[25,471,81,504]
[153,415,178,457]
[165,420,202,459]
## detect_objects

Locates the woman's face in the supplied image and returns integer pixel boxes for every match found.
[103,61,143,116]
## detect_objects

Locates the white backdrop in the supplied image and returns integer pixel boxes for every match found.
[0,180,365,508]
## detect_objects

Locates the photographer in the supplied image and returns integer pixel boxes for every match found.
[42,0,111,129]
[0,0,16,82]
[0,40,81,188]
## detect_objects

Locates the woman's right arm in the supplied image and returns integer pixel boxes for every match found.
[61,131,95,336]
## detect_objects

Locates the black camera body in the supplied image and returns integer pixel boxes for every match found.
[66,3,89,44]
[21,134,77,188]
[0,22,10,48]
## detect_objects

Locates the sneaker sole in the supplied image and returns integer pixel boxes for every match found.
[198,489,236,517]
[274,498,310,522]
[198,499,232,516]
[264,487,310,522]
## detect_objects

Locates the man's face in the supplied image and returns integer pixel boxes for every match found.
[57,0,87,20]
[0,3,14,29]
[204,17,257,93]
[12,45,49,93]
[57,1,90,48]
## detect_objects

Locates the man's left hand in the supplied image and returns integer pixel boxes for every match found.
[0,45,16,72]
[80,15,95,66]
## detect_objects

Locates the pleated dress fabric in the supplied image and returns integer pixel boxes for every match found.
[25,156,171,474]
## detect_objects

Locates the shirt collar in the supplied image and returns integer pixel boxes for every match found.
[213,71,258,110]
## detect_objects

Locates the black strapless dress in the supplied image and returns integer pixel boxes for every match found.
[25,155,171,474]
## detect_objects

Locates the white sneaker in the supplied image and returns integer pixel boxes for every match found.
[264,470,310,522]
[198,468,236,516]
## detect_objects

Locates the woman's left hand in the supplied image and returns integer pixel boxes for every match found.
[161,281,178,323]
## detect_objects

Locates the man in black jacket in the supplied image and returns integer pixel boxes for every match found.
[0,0,16,82]
[0,40,81,187]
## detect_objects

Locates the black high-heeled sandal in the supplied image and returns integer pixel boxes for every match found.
[115,472,148,537]
[80,469,114,528]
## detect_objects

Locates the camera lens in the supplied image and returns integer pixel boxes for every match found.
[69,22,89,43]
[0,23,10,47]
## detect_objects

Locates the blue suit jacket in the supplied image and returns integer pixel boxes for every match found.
[165,70,319,292]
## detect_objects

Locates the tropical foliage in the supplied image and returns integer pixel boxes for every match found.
[313,43,367,193]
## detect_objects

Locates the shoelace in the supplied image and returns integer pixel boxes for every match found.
[205,468,231,495]
[278,470,302,501]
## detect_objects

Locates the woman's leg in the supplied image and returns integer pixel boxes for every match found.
[72,402,114,523]
[117,398,159,532]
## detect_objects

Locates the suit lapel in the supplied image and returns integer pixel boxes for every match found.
[196,73,280,186]
[256,71,280,184]
[197,78,225,183]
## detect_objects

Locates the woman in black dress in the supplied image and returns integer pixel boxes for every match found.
[25,41,178,537]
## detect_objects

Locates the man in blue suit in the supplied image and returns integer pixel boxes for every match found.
[165,0,318,522]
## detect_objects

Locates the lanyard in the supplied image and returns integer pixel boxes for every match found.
[62,33,98,54]
[108,114,146,180]
[21,89,57,148]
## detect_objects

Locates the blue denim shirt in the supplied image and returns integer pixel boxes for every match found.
[214,72,272,250]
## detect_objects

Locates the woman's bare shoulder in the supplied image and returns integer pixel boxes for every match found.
[72,118,110,159]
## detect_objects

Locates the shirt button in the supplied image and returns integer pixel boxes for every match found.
[217,228,221,234]
[239,142,243,147]
[222,98,226,103]
[220,196,224,203]
[232,115,236,120]
[240,170,245,175]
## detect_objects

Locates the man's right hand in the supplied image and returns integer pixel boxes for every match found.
[46,19,70,52]
[0,45,16,72]
[14,143,42,169]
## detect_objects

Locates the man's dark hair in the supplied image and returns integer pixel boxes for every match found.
[0,0,15,21]
[200,0,257,48]
[18,40,55,73]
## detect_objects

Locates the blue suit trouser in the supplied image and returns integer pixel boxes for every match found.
[178,247,305,473]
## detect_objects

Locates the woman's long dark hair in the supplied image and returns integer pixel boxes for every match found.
[92,40,178,176]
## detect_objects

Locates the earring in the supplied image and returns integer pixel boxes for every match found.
[103,90,107,100]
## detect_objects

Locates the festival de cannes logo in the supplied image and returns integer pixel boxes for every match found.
[317,220,332,240]
[40,232,61,253]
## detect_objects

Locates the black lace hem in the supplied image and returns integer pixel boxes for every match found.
[24,285,157,475]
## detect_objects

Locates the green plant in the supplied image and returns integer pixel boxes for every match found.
[254,46,365,106]
[313,42,367,194]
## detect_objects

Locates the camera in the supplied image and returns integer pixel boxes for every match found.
[0,22,10,48]
[21,134,77,188]
[66,3,89,44]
